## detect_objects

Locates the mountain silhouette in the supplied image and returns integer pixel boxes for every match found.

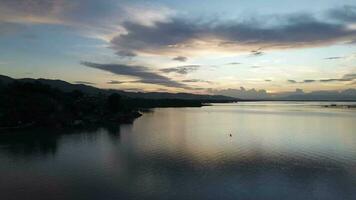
[0,75,238,101]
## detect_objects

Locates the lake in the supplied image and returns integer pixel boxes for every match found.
[0,102,356,200]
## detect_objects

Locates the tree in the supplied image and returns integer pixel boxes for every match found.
[106,93,122,113]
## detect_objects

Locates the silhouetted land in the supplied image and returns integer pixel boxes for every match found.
[0,75,237,130]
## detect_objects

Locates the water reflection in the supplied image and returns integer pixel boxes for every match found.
[0,102,356,200]
[0,126,124,158]
[0,132,59,157]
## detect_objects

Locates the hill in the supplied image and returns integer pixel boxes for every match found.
[0,75,237,130]
[0,75,237,102]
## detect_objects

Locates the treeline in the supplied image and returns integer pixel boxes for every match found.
[0,81,214,129]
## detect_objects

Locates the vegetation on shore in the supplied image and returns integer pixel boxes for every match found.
[0,80,235,130]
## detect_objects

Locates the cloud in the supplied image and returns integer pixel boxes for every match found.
[160,65,200,75]
[209,87,270,99]
[0,0,175,42]
[210,87,356,100]
[110,12,356,57]
[287,73,356,83]
[289,79,349,83]
[2,1,356,58]
[225,62,241,65]
[318,73,356,82]
[288,80,297,83]
[251,66,262,68]
[107,80,126,84]
[121,4,175,27]
[74,81,96,85]
[182,79,212,84]
[328,5,356,22]
[319,78,352,82]
[172,56,188,62]
[116,50,137,58]
[343,73,356,79]
[0,0,68,24]
[324,56,344,60]
[265,79,272,82]
[250,48,264,56]
[303,79,316,83]
[81,61,188,88]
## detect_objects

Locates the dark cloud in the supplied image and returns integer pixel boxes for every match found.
[110,13,356,55]
[110,19,199,55]
[0,0,157,41]
[324,56,344,60]
[250,48,264,56]
[265,79,272,82]
[74,81,96,85]
[328,5,356,22]
[288,73,356,83]
[319,78,352,82]
[182,79,212,84]
[0,0,62,16]
[81,61,188,88]
[251,66,262,68]
[0,0,121,25]
[303,79,316,83]
[319,73,356,82]
[343,73,356,79]
[107,80,126,84]
[2,1,356,57]
[172,56,188,62]
[160,65,200,75]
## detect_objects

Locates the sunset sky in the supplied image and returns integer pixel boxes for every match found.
[0,0,356,95]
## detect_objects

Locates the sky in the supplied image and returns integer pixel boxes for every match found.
[0,0,356,96]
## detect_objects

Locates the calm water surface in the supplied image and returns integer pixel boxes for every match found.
[1,102,356,200]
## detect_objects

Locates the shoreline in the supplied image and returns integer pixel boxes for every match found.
[2,100,356,132]
[0,103,216,132]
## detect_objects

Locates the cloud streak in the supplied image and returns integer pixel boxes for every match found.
[160,65,200,75]
[324,56,344,60]
[107,80,126,84]
[182,79,213,84]
[81,61,188,88]
[288,73,356,84]
[172,56,188,62]
[225,62,241,65]
[74,81,96,85]
[250,48,264,56]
